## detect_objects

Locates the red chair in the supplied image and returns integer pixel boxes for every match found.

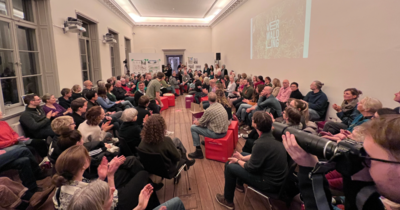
[228,121,239,149]
[175,88,180,95]
[185,95,193,108]
[159,96,169,111]
[164,93,175,107]
[200,96,208,102]
[205,130,234,162]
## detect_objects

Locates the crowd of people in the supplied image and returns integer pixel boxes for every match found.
[0,62,400,210]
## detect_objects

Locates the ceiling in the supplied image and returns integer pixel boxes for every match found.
[111,0,247,27]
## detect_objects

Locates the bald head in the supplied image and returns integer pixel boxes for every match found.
[261,86,273,96]
[208,92,217,103]
[83,80,93,89]
[115,80,122,87]
[283,79,289,88]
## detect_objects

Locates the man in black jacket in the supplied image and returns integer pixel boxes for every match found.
[58,88,72,109]
[216,111,288,209]
[134,82,146,110]
[289,82,304,100]
[112,80,136,105]
[135,95,151,128]
[282,115,400,210]
[70,98,87,128]
[19,95,56,139]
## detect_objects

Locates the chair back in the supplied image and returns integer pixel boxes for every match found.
[319,101,330,121]
[136,147,172,179]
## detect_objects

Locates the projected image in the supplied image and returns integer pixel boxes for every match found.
[251,0,312,59]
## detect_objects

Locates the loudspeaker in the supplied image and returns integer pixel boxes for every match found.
[216,53,221,60]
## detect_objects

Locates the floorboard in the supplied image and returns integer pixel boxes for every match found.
[155,94,271,210]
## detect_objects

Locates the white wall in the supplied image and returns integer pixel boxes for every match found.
[132,27,212,64]
[50,0,133,90]
[212,0,400,119]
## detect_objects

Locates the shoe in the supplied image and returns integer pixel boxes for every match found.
[201,140,205,146]
[243,125,250,131]
[152,182,164,191]
[185,159,196,171]
[236,184,245,193]
[188,149,204,159]
[215,194,235,210]
[175,93,179,97]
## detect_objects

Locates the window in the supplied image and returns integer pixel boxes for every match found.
[108,30,120,77]
[124,38,131,75]
[0,0,44,114]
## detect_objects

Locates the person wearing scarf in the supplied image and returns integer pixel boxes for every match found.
[322,88,364,135]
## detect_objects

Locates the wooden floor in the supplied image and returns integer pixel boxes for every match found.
[155,94,272,210]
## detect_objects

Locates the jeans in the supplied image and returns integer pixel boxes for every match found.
[179,84,187,94]
[154,197,185,210]
[0,146,40,191]
[190,125,227,147]
[121,100,134,109]
[236,104,252,121]
[124,96,136,106]
[223,153,271,203]
[309,109,321,121]
[232,98,244,110]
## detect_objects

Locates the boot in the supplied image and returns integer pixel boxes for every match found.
[188,149,204,159]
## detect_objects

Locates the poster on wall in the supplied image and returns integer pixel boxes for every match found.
[194,58,198,64]
[132,60,142,75]
[195,65,201,71]
[188,64,194,70]
[147,60,160,74]
[188,57,194,65]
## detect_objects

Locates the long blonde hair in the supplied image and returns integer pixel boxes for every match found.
[272,78,281,88]
[215,89,231,108]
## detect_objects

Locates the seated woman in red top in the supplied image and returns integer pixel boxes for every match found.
[42,93,72,118]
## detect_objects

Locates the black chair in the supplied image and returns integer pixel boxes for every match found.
[317,101,330,121]
[136,147,191,197]
[243,159,299,209]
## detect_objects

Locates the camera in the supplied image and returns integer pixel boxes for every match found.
[272,122,365,176]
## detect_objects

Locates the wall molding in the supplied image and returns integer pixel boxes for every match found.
[98,0,247,28]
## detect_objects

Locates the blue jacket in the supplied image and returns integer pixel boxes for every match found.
[347,114,371,132]
[304,90,328,116]
[256,95,282,117]
[336,105,361,126]
[97,97,116,111]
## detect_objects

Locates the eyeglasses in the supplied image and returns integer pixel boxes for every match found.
[360,149,400,168]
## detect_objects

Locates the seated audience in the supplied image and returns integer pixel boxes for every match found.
[0,146,46,193]
[244,86,282,128]
[146,72,165,114]
[265,76,272,87]
[134,81,146,106]
[241,73,247,80]
[322,97,382,142]
[144,74,152,87]
[70,98,87,128]
[232,78,254,109]
[169,71,180,97]
[180,70,190,94]
[251,76,257,87]
[189,92,229,159]
[209,71,215,79]
[193,76,203,103]
[71,84,83,100]
[374,108,399,118]
[112,80,136,105]
[215,89,233,120]
[289,82,304,100]
[42,93,72,118]
[136,95,151,128]
[276,79,292,109]
[323,88,362,134]
[82,80,93,98]
[394,90,400,113]
[121,78,135,92]
[236,84,265,125]
[49,116,79,162]
[97,87,124,112]
[119,108,142,154]
[78,106,114,143]
[216,111,288,209]
[226,75,237,98]
[58,88,72,109]
[106,83,134,108]
[160,75,177,96]
[303,80,328,121]
[271,78,281,97]
[253,76,264,89]
[20,94,56,139]
[139,114,195,176]
[97,80,105,89]
[67,180,185,210]
[52,145,160,210]
[281,106,303,129]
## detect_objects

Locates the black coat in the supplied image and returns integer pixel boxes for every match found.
[112,87,127,100]
[119,121,142,154]
[58,96,71,109]
[135,105,151,128]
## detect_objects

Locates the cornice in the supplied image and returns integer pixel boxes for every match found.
[98,0,247,28]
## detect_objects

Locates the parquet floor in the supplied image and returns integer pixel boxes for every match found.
[155,94,272,210]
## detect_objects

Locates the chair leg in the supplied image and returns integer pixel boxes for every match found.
[185,165,191,191]
[173,181,176,197]
[243,185,249,206]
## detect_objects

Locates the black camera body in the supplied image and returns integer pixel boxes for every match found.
[273,122,365,176]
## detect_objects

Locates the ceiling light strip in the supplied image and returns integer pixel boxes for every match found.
[203,0,218,18]
[98,0,136,26]
[128,0,142,17]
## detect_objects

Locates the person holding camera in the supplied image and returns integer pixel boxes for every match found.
[282,115,400,210]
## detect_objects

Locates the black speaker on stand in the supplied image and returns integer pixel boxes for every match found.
[216,53,221,61]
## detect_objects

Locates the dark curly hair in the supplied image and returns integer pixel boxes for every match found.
[140,114,166,145]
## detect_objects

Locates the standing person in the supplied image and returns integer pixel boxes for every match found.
[289,82,304,100]
[216,111,287,209]
[276,79,292,109]
[322,88,362,134]
[203,64,210,75]
[146,72,165,114]
[189,92,229,159]
[19,95,56,139]
[59,88,72,109]
[221,65,228,78]
[303,80,328,121]
[166,64,173,78]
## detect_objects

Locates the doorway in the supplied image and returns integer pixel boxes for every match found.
[166,55,182,72]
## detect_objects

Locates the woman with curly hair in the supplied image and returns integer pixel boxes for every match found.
[138,114,195,178]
